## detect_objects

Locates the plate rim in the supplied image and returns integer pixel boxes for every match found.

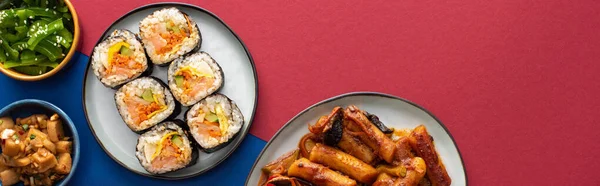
[81,2,259,180]
[244,91,468,185]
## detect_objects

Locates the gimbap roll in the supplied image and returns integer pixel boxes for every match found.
[92,29,152,88]
[185,94,244,152]
[168,51,223,106]
[139,7,201,65]
[115,77,180,132]
[136,121,197,174]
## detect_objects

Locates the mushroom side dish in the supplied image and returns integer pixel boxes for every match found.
[259,105,451,186]
[0,114,73,186]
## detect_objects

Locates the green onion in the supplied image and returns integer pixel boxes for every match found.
[29,134,35,140]
[56,6,68,13]
[22,124,29,130]
[57,29,72,43]
[40,0,48,8]
[27,20,51,37]
[27,18,63,51]
[15,26,29,34]
[62,13,71,20]
[35,38,63,61]
[23,0,36,6]
[16,9,34,20]
[51,34,70,48]
[20,50,36,59]
[0,34,19,60]
[14,66,48,75]
[0,47,6,62]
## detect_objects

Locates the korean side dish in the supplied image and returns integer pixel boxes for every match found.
[259,106,451,186]
[90,7,244,175]
[0,0,75,75]
[0,114,73,186]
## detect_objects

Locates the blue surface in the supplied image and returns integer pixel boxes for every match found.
[0,52,266,186]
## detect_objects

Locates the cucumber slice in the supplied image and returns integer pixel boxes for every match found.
[166,21,181,33]
[141,89,154,102]
[13,66,48,75]
[171,27,180,33]
[171,135,183,148]
[205,113,218,123]
[119,46,133,56]
[174,75,184,88]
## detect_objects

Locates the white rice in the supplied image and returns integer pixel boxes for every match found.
[139,7,200,65]
[168,52,223,106]
[115,77,176,131]
[186,94,244,150]
[91,30,148,88]
[136,122,193,174]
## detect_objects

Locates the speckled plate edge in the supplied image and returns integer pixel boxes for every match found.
[245,92,467,185]
[81,2,258,180]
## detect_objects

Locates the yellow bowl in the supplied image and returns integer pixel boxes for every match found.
[0,0,80,81]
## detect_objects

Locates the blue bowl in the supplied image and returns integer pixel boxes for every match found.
[0,99,80,186]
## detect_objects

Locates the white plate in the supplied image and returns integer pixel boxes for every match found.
[246,92,467,185]
[82,3,258,179]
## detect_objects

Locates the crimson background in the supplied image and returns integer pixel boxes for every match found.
[73,0,600,185]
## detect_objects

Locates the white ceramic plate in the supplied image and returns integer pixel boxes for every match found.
[246,92,467,185]
[82,3,257,179]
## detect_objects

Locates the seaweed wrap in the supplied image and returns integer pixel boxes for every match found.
[139,7,201,66]
[92,29,152,88]
[135,121,198,174]
[115,77,180,132]
[185,94,243,152]
[167,51,223,106]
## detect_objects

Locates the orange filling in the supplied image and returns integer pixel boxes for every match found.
[180,70,197,93]
[137,102,161,125]
[160,136,182,157]
[151,137,183,168]
[202,120,222,137]
[105,54,141,77]
[124,97,163,125]
[178,70,215,96]
[156,22,190,55]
